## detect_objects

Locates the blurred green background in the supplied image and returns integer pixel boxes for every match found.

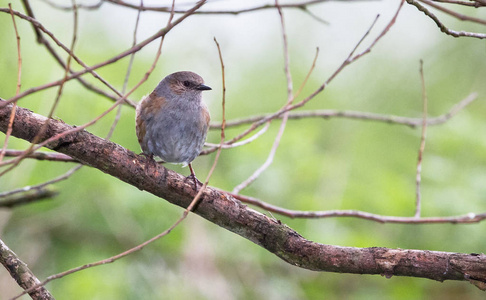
[1,0,485,299]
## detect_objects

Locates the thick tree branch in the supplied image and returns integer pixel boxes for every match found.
[1,99,486,288]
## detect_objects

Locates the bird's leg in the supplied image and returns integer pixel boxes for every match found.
[187,163,201,190]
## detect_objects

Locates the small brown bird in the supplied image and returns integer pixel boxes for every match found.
[135,71,211,186]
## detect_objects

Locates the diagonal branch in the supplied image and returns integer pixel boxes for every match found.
[0,238,54,300]
[2,99,486,288]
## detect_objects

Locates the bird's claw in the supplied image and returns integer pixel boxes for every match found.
[186,174,202,190]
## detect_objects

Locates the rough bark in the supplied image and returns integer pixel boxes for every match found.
[1,99,485,289]
[0,238,55,299]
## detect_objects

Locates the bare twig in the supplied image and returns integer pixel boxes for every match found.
[210,93,478,129]
[213,37,227,150]
[406,0,486,38]
[294,48,320,100]
[232,0,294,194]
[21,0,126,105]
[0,165,82,199]
[415,60,428,218]
[420,0,486,25]
[429,0,486,8]
[40,0,103,10]
[298,6,330,25]
[0,187,58,208]
[203,122,270,151]
[351,1,404,61]
[0,4,22,163]
[1,150,76,162]
[225,190,486,224]
[104,0,344,14]
[0,1,80,177]
[106,0,144,140]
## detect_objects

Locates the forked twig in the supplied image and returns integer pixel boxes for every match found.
[419,0,486,25]
[406,0,486,38]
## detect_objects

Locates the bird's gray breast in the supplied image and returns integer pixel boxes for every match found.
[144,102,206,164]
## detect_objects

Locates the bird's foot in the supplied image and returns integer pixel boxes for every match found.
[185,173,202,191]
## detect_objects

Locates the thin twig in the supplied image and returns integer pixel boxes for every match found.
[40,0,103,10]
[223,190,486,224]
[208,36,227,182]
[106,0,144,140]
[1,150,76,162]
[0,1,79,177]
[0,4,22,163]
[20,0,126,106]
[203,122,270,150]
[406,0,486,38]
[293,47,319,100]
[0,187,58,208]
[415,60,428,218]
[0,165,82,199]
[210,93,478,129]
[232,0,294,194]
[104,0,341,14]
[431,0,486,6]
[419,0,486,25]
[298,6,330,25]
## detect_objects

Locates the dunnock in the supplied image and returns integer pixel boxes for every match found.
[136,71,211,187]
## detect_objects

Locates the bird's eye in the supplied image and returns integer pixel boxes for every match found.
[183,81,191,87]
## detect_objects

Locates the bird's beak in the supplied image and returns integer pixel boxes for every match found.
[196,84,212,91]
